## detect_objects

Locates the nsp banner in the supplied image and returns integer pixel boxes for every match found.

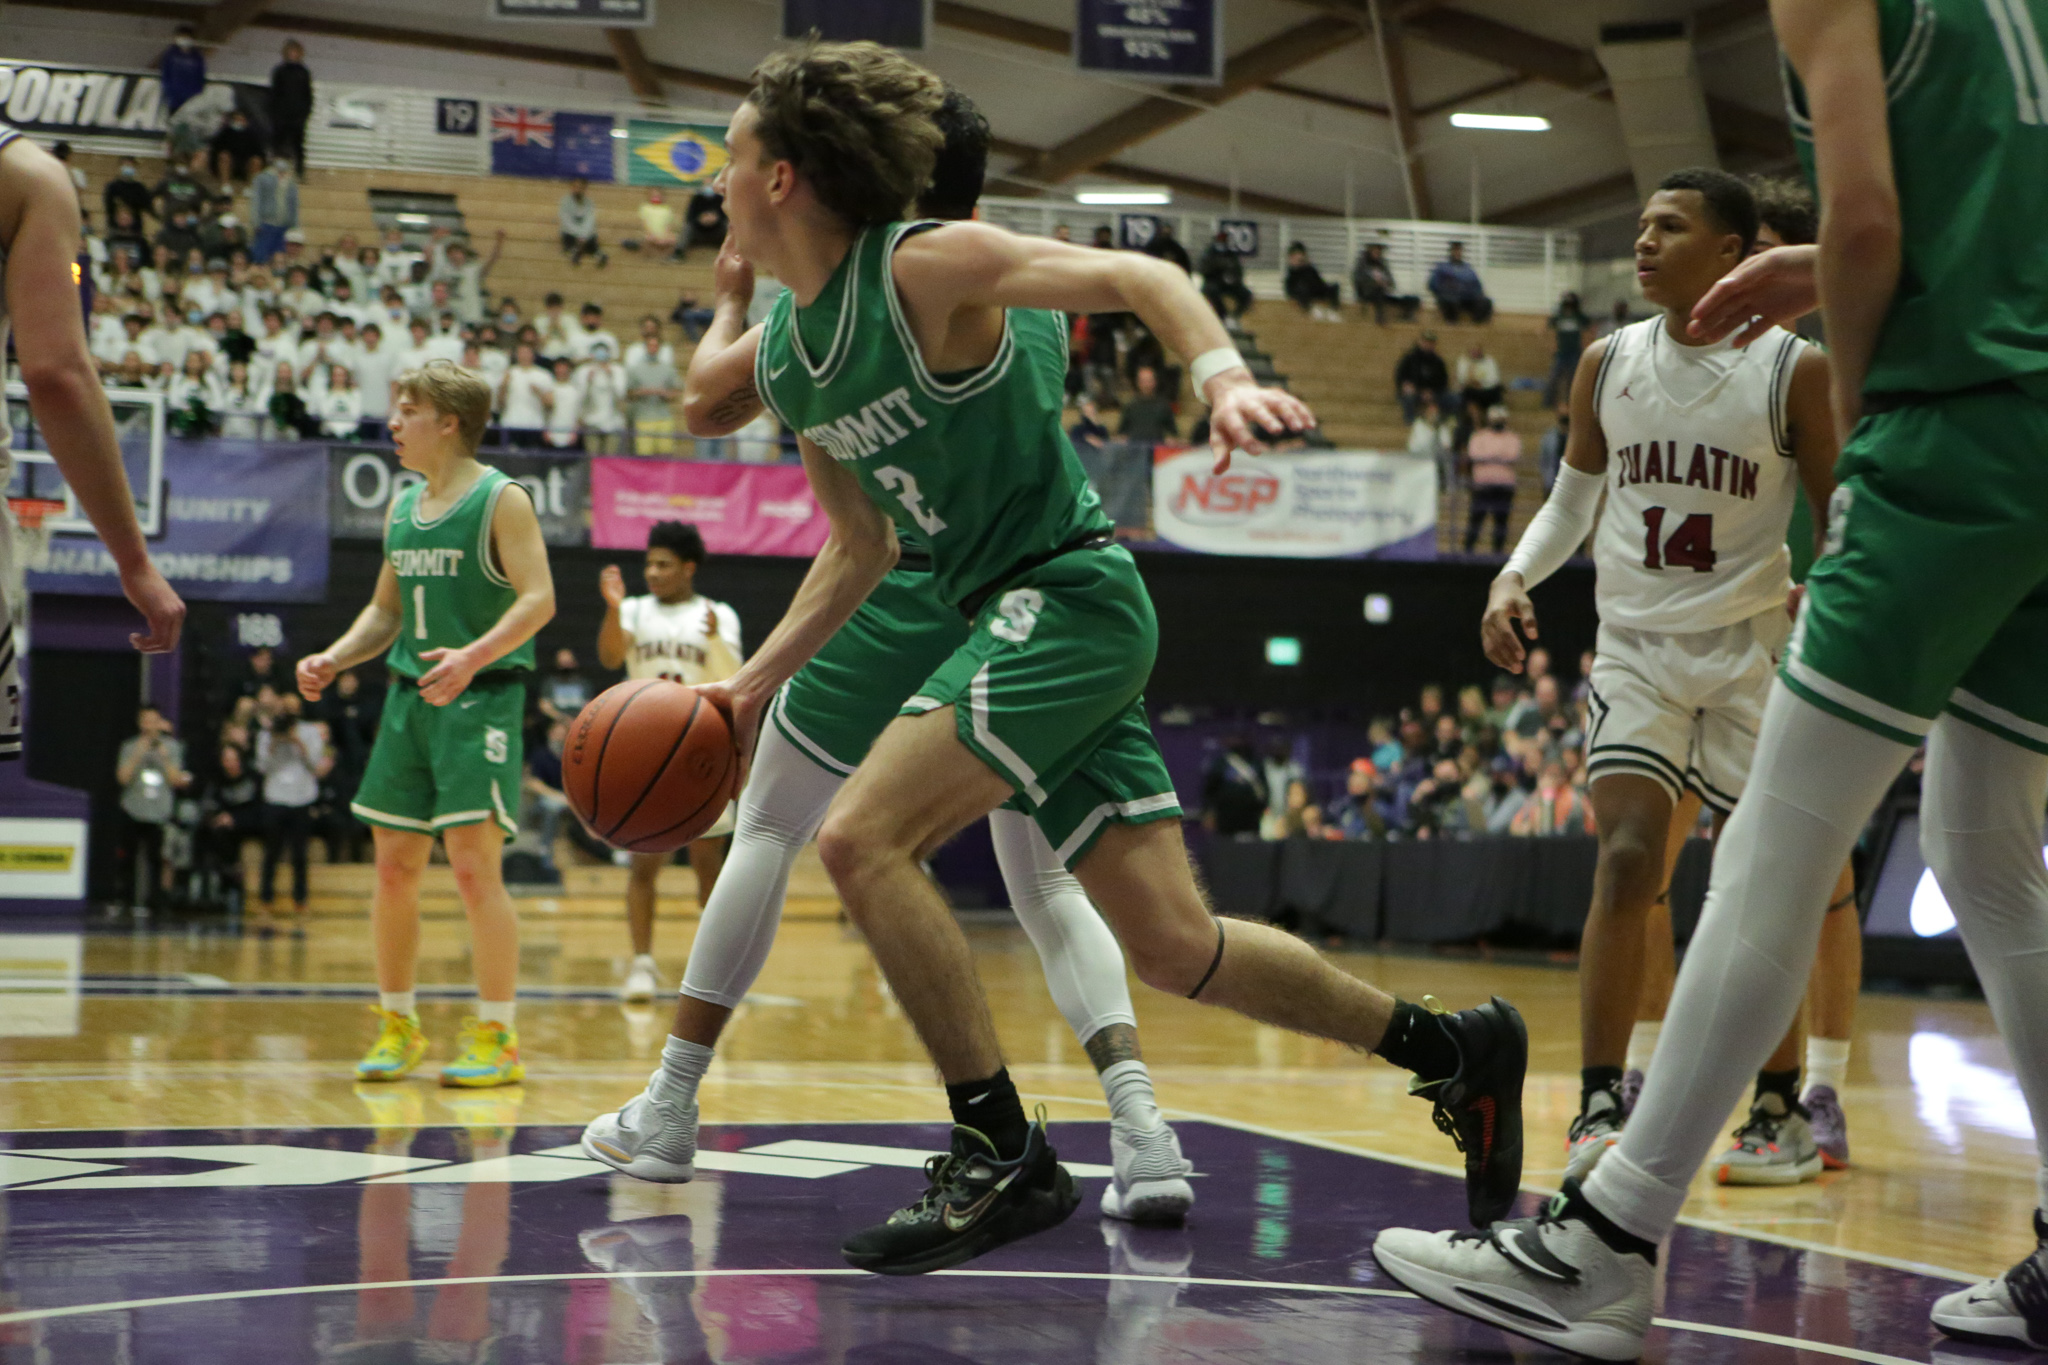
[329,446,588,547]
[31,441,331,603]
[1074,0,1221,84]
[1150,448,1438,558]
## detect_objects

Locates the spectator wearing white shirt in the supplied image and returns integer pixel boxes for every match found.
[211,358,271,438]
[318,364,363,438]
[498,341,554,448]
[396,260,432,321]
[577,339,628,453]
[431,232,504,325]
[351,322,400,434]
[167,349,219,432]
[277,265,325,325]
[88,296,130,364]
[296,314,358,387]
[326,278,371,328]
[98,313,155,374]
[733,411,781,464]
[544,355,583,450]
[534,292,582,358]
[159,313,213,373]
[625,316,679,449]
[375,227,421,288]
[471,334,510,388]
[395,319,440,376]
[109,351,161,392]
[558,176,606,267]
[1406,393,1458,496]
[343,245,380,297]
[373,285,411,334]
[1454,342,1503,426]
[570,302,620,362]
[256,711,332,922]
[184,260,233,318]
[252,308,298,372]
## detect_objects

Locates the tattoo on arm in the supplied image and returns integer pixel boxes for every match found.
[1084,1023,1142,1073]
[704,383,760,428]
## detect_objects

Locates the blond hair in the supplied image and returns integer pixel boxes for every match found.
[747,40,945,226]
[393,359,492,452]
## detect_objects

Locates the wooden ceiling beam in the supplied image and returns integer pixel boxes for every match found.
[1375,12,1434,219]
[605,28,665,104]
[196,0,274,43]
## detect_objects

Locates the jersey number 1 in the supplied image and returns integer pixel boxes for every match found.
[1642,507,1716,572]
[413,584,428,639]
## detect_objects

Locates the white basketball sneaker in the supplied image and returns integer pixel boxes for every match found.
[1932,1211,2048,1348]
[620,954,660,1003]
[581,1068,698,1182]
[1373,1193,1655,1363]
[1099,1119,1195,1224]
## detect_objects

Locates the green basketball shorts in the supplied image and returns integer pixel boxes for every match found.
[1784,386,2048,753]
[774,566,969,776]
[352,673,525,837]
[903,544,1181,868]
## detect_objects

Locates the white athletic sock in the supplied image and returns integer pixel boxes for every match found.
[632,952,658,969]
[1583,682,1911,1245]
[478,999,515,1027]
[658,1033,714,1102]
[1098,1059,1163,1129]
[679,722,844,1009]
[989,808,1138,1045]
[1625,1020,1661,1075]
[1919,713,2048,1224]
[1803,1037,1850,1095]
[380,991,416,1017]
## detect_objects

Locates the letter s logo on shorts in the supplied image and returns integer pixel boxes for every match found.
[1822,484,1854,560]
[483,726,509,765]
[989,588,1044,644]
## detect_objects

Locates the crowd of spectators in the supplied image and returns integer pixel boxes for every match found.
[1201,648,1619,844]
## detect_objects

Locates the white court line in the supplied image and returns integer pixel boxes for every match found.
[0,1266,1933,1360]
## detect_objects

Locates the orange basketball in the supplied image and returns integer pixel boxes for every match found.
[564,679,739,853]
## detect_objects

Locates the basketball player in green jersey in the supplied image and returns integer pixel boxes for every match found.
[1374,0,2048,1354]
[585,89,1200,1230]
[298,361,555,1089]
[608,42,1530,1276]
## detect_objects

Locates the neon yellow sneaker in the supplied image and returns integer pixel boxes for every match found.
[354,1080,426,1137]
[439,1017,525,1088]
[440,1086,526,1144]
[356,1008,428,1082]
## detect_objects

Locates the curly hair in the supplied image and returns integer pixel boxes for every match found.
[1747,174,1817,247]
[747,40,946,227]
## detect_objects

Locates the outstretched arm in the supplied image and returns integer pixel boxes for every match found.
[1772,0,1899,429]
[299,561,401,700]
[682,239,766,437]
[890,222,1315,470]
[0,139,183,652]
[698,436,895,778]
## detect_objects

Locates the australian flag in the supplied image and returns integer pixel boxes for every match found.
[490,106,554,177]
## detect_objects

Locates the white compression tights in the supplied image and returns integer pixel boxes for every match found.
[1584,681,1912,1243]
[1919,714,2048,1214]
[679,724,1141,1051]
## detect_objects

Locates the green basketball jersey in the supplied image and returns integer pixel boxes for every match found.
[753,222,1112,610]
[383,466,534,680]
[1785,0,2048,397]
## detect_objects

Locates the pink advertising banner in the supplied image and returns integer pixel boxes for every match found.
[590,458,830,557]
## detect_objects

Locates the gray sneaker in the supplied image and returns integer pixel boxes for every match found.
[1564,1087,1625,1185]
[1100,1119,1195,1224]
[1803,1084,1850,1169]
[581,1069,698,1182]
[1714,1092,1822,1186]
[1620,1068,1644,1119]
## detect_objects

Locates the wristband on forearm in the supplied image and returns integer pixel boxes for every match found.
[1501,463,1603,589]
[1190,347,1248,397]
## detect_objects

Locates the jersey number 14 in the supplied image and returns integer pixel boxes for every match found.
[1642,507,1716,573]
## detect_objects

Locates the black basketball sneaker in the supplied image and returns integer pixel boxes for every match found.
[842,1119,1080,1276]
[1406,996,1529,1226]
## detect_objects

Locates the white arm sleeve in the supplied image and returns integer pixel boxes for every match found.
[1501,462,1603,590]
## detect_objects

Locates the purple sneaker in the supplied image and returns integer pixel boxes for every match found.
[1620,1068,1644,1120]
[1804,1084,1850,1169]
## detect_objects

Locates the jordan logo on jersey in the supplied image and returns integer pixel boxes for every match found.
[1611,440,1759,501]
[390,547,467,577]
[1616,383,1634,401]
[804,386,929,464]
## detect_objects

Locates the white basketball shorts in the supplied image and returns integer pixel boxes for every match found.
[1583,606,1792,813]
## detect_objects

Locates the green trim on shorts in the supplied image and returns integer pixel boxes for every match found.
[1948,689,2048,757]
[1780,666,1926,748]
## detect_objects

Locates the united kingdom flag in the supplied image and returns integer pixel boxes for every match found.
[490,106,555,177]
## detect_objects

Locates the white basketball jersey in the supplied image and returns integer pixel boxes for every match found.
[1591,318,1806,633]
[619,593,742,685]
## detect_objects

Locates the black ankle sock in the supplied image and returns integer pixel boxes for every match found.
[1375,1000,1461,1083]
[1580,1065,1624,1113]
[1560,1180,1658,1264]
[1755,1068,1801,1109]
[946,1068,1029,1160]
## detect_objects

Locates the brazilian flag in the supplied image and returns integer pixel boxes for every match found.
[628,121,729,188]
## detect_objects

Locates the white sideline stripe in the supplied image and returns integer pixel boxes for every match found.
[0,1267,1934,1359]
[968,663,1046,804]
[1784,658,1931,736]
[526,1141,865,1180]
[739,1137,1116,1179]
[1951,688,2048,745]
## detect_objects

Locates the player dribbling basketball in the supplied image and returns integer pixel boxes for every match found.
[299,360,555,1089]
[596,520,742,1002]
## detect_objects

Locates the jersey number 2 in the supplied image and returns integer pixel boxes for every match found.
[1642,507,1716,572]
[874,466,948,536]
